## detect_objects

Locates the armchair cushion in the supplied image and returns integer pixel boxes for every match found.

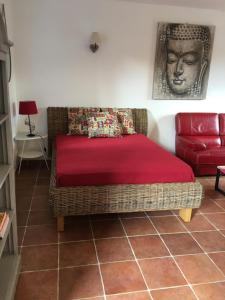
[176,113,219,136]
[176,112,225,175]
[176,136,206,151]
[185,147,225,165]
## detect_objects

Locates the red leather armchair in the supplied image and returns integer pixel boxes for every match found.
[176,113,225,176]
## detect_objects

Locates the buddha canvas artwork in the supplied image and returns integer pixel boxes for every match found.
[153,23,215,100]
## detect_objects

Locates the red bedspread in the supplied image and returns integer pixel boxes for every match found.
[56,134,195,187]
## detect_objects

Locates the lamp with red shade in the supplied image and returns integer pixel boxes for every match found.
[19,100,38,137]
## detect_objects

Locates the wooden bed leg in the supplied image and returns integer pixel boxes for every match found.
[57,216,64,232]
[179,208,192,223]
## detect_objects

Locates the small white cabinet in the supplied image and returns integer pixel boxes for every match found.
[15,133,49,173]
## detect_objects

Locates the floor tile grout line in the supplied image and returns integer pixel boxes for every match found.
[19,214,225,250]
[22,242,59,248]
[73,289,150,300]
[89,217,107,300]
[20,249,225,274]
[201,212,225,232]
[191,279,225,286]
[174,251,225,257]
[118,216,154,300]
[206,249,225,254]
[98,257,158,265]
[20,261,225,286]
[149,284,189,291]
[149,279,225,291]
[200,211,225,215]
[211,200,225,212]
[19,226,223,248]
[172,212,225,279]
[74,296,103,300]
[20,249,225,273]
[105,289,150,297]
[19,232,225,257]
[145,212,200,300]
[21,256,173,274]
[70,278,225,299]
[192,210,225,239]
[20,263,100,274]
[20,268,58,274]
[20,162,41,253]
[198,213,219,231]
[16,212,225,228]
[220,231,225,238]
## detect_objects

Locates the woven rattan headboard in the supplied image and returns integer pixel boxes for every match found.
[47,107,148,155]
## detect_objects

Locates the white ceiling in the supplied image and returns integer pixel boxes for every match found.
[117,0,225,11]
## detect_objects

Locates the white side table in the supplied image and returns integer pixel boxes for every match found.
[15,132,49,174]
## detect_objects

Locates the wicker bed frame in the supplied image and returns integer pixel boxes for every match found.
[48,107,203,231]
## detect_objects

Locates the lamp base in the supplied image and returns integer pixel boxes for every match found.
[26,133,36,137]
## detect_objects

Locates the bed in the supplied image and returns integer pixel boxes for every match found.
[48,107,203,231]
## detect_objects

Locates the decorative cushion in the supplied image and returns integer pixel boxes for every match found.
[68,107,100,135]
[87,112,122,138]
[101,108,136,135]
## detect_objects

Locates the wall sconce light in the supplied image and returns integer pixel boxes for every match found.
[90,32,100,53]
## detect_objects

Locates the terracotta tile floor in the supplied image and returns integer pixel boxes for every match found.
[15,162,225,300]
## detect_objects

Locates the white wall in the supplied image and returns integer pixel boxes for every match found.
[2,0,17,136]
[13,0,225,152]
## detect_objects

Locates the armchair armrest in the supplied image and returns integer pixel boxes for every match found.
[176,136,206,151]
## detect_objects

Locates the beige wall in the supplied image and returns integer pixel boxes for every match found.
[12,0,225,151]
[2,0,17,136]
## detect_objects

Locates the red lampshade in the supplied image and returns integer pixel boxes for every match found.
[19,101,38,115]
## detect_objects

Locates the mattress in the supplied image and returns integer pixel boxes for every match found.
[55,134,195,187]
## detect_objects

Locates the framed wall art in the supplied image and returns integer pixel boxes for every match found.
[152,23,215,100]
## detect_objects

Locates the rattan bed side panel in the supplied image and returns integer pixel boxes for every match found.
[132,109,148,136]
[49,149,203,216]
[49,180,203,216]
[47,107,68,155]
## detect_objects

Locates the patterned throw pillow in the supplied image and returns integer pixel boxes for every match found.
[68,107,100,135]
[101,108,136,135]
[87,112,122,138]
